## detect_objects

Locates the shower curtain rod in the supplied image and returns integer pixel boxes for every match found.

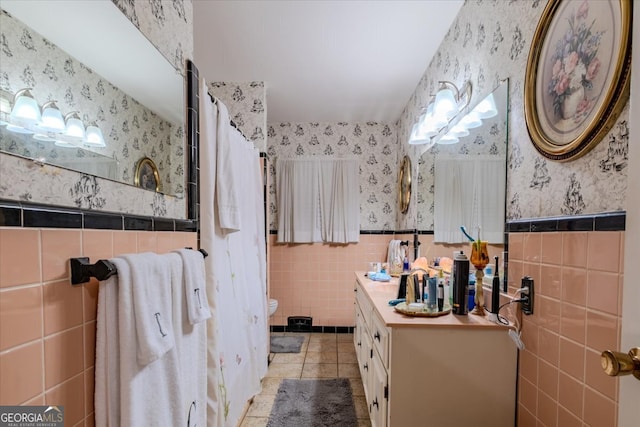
[69,248,208,285]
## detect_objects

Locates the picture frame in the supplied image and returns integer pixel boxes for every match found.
[134,157,161,192]
[524,0,632,161]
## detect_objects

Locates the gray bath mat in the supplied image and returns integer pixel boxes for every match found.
[270,335,305,353]
[267,378,357,427]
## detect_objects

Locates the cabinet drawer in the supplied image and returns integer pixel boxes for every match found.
[355,284,372,329]
[370,310,389,368]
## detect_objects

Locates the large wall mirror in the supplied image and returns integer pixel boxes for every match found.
[0,1,185,197]
[415,79,509,244]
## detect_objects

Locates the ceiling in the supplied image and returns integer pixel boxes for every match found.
[193,1,463,124]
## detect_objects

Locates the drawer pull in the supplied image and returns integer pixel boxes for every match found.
[374,331,381,341]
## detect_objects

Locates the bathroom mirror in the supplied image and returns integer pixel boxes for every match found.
[415,80,509,242]
[0,1,185,196]
[398,155,412,214]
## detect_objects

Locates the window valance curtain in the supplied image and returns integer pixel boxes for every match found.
[276,157,359,244]
[434,155,505,244]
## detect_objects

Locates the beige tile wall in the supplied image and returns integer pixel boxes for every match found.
[0,228,198,426]
[510,231,624,427]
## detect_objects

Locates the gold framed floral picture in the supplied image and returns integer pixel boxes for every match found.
[134,157,161,192]
[524,0,631,161]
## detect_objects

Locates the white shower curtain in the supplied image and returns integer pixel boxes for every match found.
[200,80,268,427]
[434,155,506,243]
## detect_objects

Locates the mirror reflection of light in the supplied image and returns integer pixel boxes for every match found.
[437,134,459,145]
[33,133,55,142]
[84,124,106,147]
[38,101,66,132]
[64,112,86,140]
[10,89,42,124]
[472,93,498,119]
[459,111,482,129]
[448,123,470,138]
[6,124,34,134]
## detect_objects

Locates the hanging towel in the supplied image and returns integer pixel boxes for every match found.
[174,248,211,324]
[94,273,121,427]
[199,79,223,426]
[120,252,175,366]
[112,255,184,427]
[214,98,241,233]
[170,252,208,427]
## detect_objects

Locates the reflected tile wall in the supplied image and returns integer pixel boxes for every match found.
[511,231,623,427]
[0,227,197,425]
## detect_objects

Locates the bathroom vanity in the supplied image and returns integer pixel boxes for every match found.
[353,272,517,427]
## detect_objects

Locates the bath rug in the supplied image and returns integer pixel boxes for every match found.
[270,335,305,353]
[267,378,358,427]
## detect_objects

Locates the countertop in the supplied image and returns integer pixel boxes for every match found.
[355,271,510,330]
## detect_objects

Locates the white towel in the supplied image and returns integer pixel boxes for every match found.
[120,252,175,366]
[94,273,120,427]
[113,255,184,427]
[214,98,241,233]
[171,251,208,427]
[174,248,211,324]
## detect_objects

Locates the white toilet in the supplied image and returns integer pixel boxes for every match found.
[268,299,278,316]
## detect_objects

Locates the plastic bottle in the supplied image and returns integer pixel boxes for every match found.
[438,270,448,310]
[403,255,410,272]
[452,251,469,315]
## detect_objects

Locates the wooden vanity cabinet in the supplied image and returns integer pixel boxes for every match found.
[354,272,517,427]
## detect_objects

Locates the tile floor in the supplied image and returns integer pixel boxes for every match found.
[239,332,371,427]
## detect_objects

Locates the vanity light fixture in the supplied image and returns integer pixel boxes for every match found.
[84,123,106,147]
[63,112,86,140]
[2,88,105,148]
[38,101,66,132]
[407,80,472,146]
[9,88,41,125]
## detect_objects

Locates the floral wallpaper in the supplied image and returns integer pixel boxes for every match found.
[207,81,267,152]
[0,1,194,218]
[111,0,193,75]
[397,0,629,226]
[267,121,397,231]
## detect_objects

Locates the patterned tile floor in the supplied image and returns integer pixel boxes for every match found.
[239,332,371,427]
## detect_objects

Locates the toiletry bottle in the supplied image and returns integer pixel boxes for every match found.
[491,256,500,314]
[403,255,410,272]
[438,270,448,310]
[452,251,469,315]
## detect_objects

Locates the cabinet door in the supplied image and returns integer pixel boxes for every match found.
[360,329,372,401]
[369,350,388,427]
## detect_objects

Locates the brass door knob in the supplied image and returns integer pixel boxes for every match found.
[601,347,640,380]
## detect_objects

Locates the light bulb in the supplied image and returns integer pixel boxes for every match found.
[84,124,105,147]
[10,89,41,124]
[64,112,85,140]
[38,101,65,132]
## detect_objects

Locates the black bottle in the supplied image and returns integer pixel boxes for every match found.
[452,251,469,315]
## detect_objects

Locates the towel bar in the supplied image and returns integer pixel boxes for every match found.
[69,248,208,285]
[400,240,409,246]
